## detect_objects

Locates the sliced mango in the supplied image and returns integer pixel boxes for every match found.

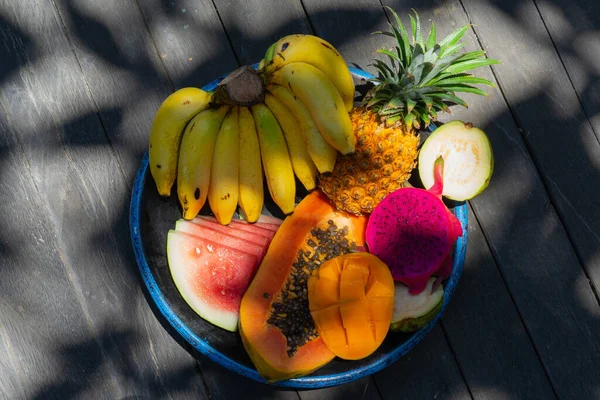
[367,296,394,343]
[311,277,340,311]
[318,258,342,281]
[311,304,347,353]
[366,278,395,298]
[340,297,376,359]
[344,262,370,286]
[307,252,394,360]
[340,269,367,302]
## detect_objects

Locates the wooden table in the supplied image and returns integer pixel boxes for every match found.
[1,0,599,398]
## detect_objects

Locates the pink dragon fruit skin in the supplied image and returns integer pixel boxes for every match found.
[365,157,463,295]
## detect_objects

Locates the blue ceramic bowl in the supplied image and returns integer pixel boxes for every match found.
[129,66,468,388]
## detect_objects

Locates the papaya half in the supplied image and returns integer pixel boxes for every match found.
[239,190,368,382]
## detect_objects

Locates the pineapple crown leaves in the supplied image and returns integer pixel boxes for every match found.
[364,7,501,129]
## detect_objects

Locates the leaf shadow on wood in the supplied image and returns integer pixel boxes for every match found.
[0,149,15,262]
[63,0,135,70]
[0,14,36,89]
[28,328,209,400]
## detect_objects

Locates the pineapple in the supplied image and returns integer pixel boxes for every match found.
[318,8,499,215]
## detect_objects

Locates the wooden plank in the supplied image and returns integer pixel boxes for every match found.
[0,0,208,397]
[463,0,600,300]
[525,0,600,134]
[134,0,302,397]
[196,355,299,400]
[446,205,557,399]
[375,2,557,398]
[533,0,600,276]
[299,377,380,400]
[374,326,470,399]
[300,0,391,73]
[137,0,239,90]
[53,0,173,182]
[300,1,472,398]
[445,0,600,397]
[212,0,311,65]
[0,107,113,398]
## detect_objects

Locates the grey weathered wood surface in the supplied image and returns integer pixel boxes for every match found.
[0,0,599,398]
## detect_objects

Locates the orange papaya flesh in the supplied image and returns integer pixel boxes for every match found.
[308,252,394,360]
[238,190,368,382]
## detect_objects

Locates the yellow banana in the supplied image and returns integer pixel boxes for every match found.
[263,34,355,111]
[271,62,355,155]
[177,105,230,220]
[263,93,317,191]
[208,107,240,225]
[149,87,212,196]
[238,107,264,223]
[267,84,337,173]
[250,103,296,215]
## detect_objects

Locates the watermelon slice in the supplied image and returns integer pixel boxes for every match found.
[227,219,276,239]
[175,219,267,261]
[191,217,271,246]
[196,215,276,240]
[167,230,259,332]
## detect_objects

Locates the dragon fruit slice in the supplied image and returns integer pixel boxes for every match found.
[366,157,462,294]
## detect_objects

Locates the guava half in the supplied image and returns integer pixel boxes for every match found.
[419,120,493,201]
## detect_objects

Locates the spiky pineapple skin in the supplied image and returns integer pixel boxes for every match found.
[318,107,420,215]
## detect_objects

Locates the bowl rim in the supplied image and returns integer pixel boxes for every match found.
[129,66,469,388]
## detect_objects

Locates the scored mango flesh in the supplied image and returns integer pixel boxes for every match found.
[307,252,394,360]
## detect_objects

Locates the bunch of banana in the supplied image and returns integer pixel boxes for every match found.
[260,34,356,158]
[150,99,295,224]
[148,34,356,223]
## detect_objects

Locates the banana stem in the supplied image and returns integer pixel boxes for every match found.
[213,65,266,107]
